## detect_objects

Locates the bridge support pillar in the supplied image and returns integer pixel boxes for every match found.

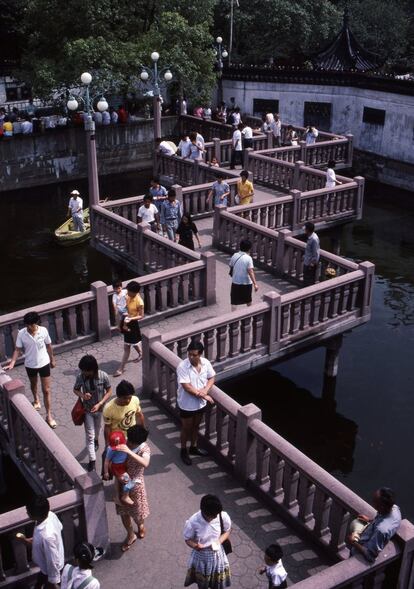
[324,335,343,378]
[75,472,110,556]
[141,329,162,396]
[201,251,216,306]
[235,404,262,482]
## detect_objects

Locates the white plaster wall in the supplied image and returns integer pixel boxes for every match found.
[222,80,414,164]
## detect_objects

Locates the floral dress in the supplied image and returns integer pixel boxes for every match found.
[116,442,150,523]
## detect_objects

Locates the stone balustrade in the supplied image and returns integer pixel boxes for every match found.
[0,374,109,585]
[142,333,414,587]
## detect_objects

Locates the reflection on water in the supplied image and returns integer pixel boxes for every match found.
[0,171,151,313]
[223,181,414,520]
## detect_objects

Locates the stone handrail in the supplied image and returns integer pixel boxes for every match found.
[243,114,344,143]
[155,151,239,187]
[254,136,352,168]
[0,375,109,585]
[142,329,414,586]
[204,134,269,165]
[100,194,145,222]
[179,114,233,140]
[213,206,360,281]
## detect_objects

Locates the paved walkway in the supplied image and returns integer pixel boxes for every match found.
[12,337,330,588]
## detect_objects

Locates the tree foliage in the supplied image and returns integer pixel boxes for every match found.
[18,0,217,101]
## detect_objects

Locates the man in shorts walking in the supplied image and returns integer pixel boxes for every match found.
[5,311,57,428]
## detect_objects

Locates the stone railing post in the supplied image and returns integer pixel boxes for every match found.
[141,328,162,395]
[2,379,25,445]
[243,147,253,171]
[262,291,282,354]
[213,137,221,162]
[153,150,160,176]
[192,159,202,185]
[346,133,354,166]
[172,183,183,208]
[394,520,414,588]
[358,261,375,318]
[235,404,262,482]
[75,472,110,555]
[293,160,305,190]
[212,204,227,248]
[136,221,151,274]
[276,228,292,272]
[200,251,216,306]
[289,189,302,230]
[266,131,273,150]
[354,176,365,220]
[90,281,111,341]
[299,140,307,163]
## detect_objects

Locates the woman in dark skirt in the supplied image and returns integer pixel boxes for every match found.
[113,281,144,377]
[176,214,201,251]
[229,239,258,310]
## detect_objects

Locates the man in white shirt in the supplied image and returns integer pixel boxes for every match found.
[326,159,342,189]
[17,495,64,588]
[229,239,258,310]
[241,123,253,149]
[230,123,243,169]
[5,311,57,428]
[137,195,160,232]
[177,341,215,465]
[272,114,282,147]
[21,117,33,134]
[67,189,85,232]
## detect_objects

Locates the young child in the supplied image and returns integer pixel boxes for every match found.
[208,156,220,167]
[103,431,139,506]
[259,543,288,589]
[112,281,127,321]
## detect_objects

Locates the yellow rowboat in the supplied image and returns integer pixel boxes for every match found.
[54,208,91,246]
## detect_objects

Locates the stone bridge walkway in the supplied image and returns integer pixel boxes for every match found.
[13,337,330,589]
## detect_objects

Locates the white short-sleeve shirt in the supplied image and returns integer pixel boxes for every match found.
[16,326,51,369]
[177,357,216,411]
[232,129,242,151]
[242,126,253,139]
[68,197,83,214]
[184,510,231,546]
[266,561,288,586]
[229,252,253,285]
[326,168,336,189]
[138,204,158,224]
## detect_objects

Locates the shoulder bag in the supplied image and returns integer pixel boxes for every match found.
[71,397,85,426]
[219,512,232,554]
[228,253,244,277]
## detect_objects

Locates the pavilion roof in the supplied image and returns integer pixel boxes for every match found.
[311,9,381,72]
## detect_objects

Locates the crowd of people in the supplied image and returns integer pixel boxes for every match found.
[0,102,131,138]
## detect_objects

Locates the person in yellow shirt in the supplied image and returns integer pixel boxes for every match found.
[103,380,145,444]
[3,116,13,137]
[237,170,254,205]
[113,281,144,377]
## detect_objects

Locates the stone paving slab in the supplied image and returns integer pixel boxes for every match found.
[12,339,331,589]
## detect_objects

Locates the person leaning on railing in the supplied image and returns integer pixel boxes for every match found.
[348,487,401,563]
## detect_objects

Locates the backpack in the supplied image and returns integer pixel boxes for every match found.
[65,564,95,589]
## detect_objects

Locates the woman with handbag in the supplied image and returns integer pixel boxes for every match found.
[73,355,112,472]
[184,494,232,589]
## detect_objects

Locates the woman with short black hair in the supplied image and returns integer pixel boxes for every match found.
[61,542,101,588]
[229,239,258,310]
[113,281,144,377]
[184,494,232,588]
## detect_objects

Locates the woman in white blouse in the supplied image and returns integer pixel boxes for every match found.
[184,494,232,588]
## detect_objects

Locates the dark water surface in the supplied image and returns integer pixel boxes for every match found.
[0,171,151,313]
[2,177,414,520]
[222,182,414,520]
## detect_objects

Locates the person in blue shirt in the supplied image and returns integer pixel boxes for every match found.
[208,178,231,207]
[349,487,401,563]
[160,188,182,241]
[149,177,168,205]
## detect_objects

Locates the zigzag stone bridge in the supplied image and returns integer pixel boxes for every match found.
[1,115,413,589]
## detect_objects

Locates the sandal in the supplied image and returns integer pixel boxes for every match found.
[32,400,41,411]
[121,535,137,552]
[138,524,146,539]
[46,418,57,429]
[113,370,124,377]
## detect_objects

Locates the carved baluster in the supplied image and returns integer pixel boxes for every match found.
[256,441,270,487]
[281,304,290,338]
[192,270,201,300]
[145,284,156,314]
[166,366,177,405]
[311,294,322,326]
[330,287,341,319]
[240,318,252,353]
[301,295,312,330]
[291,301,301,334]
[202,329,215,361]
[216,408,224,450]
[269,452,285,499]
[349,282,359,310]
[283,466,299,512]
[216,326,228,362]
[181,274,190,304]
[298,478,316,525]
[158,279,168,310]
[229,321,240,357]
[0,327,7,362]
[54,310,65,343]
[204,403,217,441]
[170,276,179,307]
[313,490,332,540]
[329,504,350,554]
[320,292,331,322]
[177,338,188,359]
[80,303,91,334]
[339,285,350,314]
[252,313,264,348]
[372,570,386,589]
[66,307,77,339]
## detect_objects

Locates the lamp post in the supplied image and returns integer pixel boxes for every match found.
[67,72,108,207]
[215,37,228,105]
[139,52,173,140]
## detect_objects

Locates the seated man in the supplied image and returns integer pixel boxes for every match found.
[348,487,401,562]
